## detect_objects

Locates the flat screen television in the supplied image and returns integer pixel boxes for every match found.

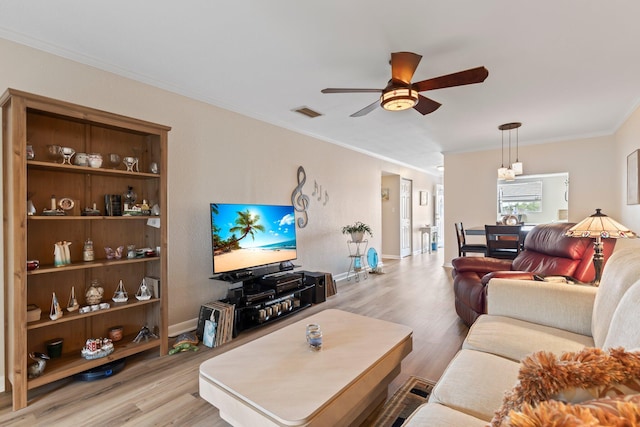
[210,203,297,274]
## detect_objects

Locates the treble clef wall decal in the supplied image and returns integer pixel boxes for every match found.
[291,166,309,228]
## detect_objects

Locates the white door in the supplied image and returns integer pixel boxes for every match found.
[400,178,412,257]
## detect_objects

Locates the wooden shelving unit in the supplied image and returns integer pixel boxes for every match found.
[1,89,170,410]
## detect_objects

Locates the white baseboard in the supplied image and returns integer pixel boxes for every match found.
[333,272,348,282]
[169,319,198,337]
[0,375,4,392]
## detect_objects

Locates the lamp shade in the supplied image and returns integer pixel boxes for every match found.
[565,209,636,239]
[504,168,516,181]
[511,161,523,175]
[497,167,508,180]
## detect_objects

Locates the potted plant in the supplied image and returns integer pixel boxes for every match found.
[342,221,373,242]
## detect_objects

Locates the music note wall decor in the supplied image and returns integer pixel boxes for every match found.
[291,166,330,228]
[312,180,329,206]
[291,166,310,228]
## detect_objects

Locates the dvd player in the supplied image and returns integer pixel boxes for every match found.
[243,288,275,304]
[259,274,303,294]
[259,273,303,286]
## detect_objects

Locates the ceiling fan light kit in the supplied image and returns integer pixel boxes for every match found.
[321,51,488,117]
[380,87,419,111]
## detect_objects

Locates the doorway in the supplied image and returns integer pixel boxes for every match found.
[380,173,413,258]
[400,178,412,257]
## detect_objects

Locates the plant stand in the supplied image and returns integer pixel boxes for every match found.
[347,240,368,282]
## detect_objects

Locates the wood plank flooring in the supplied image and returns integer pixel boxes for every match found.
[0,250,468,426]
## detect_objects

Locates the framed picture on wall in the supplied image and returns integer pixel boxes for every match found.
[381,188,389,201]
[419,191,429,206]
[628,149,640,205]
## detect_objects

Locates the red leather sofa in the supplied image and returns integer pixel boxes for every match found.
[452,222,616,327]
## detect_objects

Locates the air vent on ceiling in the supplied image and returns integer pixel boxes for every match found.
[292,106,323,118]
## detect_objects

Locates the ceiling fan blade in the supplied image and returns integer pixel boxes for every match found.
[350,99,380,117]
[412,66,489,92]
[391,52,422,85]
[321,88,382,94]
[413,95,442,115]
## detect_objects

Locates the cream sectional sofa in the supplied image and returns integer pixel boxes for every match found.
[404,246,640,426]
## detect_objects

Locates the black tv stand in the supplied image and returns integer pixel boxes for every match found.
[212,262,298,283]
[212,264,316,336]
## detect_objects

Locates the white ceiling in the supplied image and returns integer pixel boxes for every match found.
[2,1,640,175]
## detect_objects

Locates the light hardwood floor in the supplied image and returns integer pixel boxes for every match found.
[0,250,468,426]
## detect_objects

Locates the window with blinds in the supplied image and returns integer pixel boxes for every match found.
[498,180,542,214]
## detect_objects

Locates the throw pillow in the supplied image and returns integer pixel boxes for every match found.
[506,395,640,427]
[492,347,640,426]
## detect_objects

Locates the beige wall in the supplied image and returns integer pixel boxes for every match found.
[443,134,621,264]
[0,35,438,362]
[615,104,640,233]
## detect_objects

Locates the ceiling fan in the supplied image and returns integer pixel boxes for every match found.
[321,52,488,117]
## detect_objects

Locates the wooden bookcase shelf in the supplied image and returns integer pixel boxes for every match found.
[27,256,160,275]
[28,215,159,220]
[27,332,160,389]
[27,159,161,178]
[1,89,170,410]
[27,299,160,330]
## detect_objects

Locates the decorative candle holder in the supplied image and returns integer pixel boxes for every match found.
[123,156,139,172]
[60,147,75,165]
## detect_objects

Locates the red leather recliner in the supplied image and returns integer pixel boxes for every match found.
[452,222,616,327]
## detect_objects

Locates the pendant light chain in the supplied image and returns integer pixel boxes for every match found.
[501,129,505,167]
[508,128,512,167]
[515,127,519,162]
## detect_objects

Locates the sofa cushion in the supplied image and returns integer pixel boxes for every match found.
[510,251,581,278]
[509,222,614,284]
[402,402,487,427]
[491,347,640,426]
[486,278,596,336]
[428,349,521,421]
[592,248,640,347]
[520,222,591,259]
[510,223,588,279]
[464,315,594,362]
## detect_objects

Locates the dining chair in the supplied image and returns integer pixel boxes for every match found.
[455,222,487,257]
[484,225,523,260]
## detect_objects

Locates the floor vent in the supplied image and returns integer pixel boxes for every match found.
[292,106,323,118]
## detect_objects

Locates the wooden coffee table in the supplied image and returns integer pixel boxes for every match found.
[199,309,413,426]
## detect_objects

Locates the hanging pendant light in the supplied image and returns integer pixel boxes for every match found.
[497,127,508,180]
[511,123,523,175]
[498,122,522,180]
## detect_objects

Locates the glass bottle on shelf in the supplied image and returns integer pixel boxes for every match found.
[85,279,104,305]
[83,238,94,262]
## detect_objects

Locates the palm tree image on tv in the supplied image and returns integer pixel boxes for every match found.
[210,204,297,273]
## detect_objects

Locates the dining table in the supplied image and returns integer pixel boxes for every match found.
[465,224,535,236]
